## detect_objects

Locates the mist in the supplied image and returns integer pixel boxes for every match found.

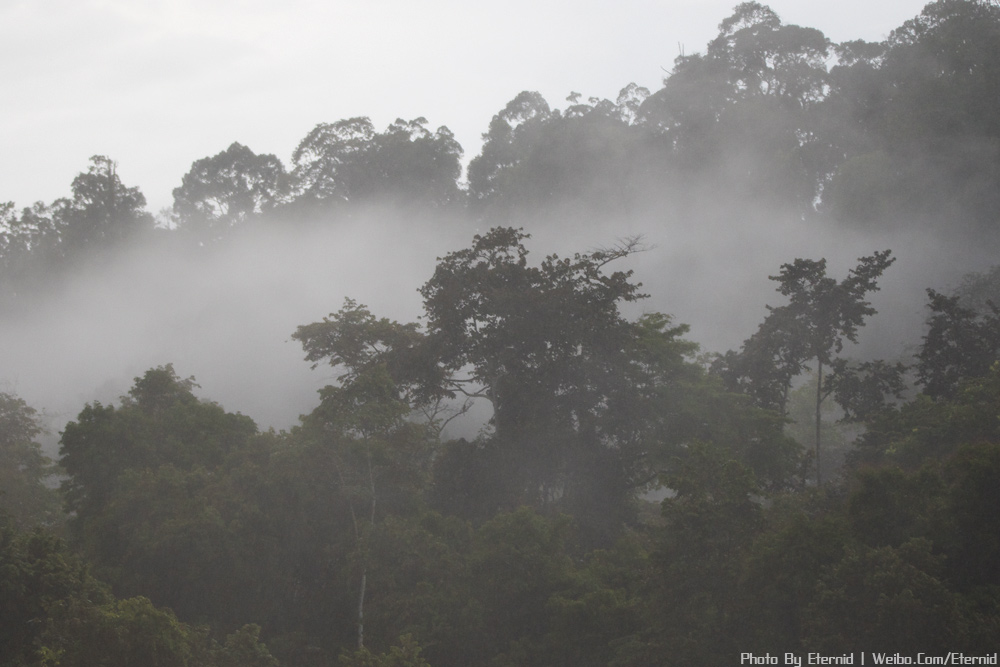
[6,2,1000,661]
[4,192,993,446]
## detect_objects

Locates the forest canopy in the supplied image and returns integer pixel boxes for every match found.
[2,2,1000,665]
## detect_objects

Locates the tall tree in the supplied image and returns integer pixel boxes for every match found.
[294,300,436,649]
[707,2,830,108]
[0,392,61,529]
[468,89,666,221]
[639,2,832,210]
[290,117,463,212]
[822,0,1000,231]
[291,117,376,207]
[721,251,895,484]
[295,229,702,543]
[468,92,553,207]
[57,156,153,255]
[59,365,257,548]
[172,142,288,241]
[917,288,1000,399]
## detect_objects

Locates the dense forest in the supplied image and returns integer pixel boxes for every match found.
[2,2,1000,665]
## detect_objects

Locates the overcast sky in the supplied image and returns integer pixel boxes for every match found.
[2,0,932,214]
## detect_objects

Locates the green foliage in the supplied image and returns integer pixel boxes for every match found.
[468,88,667,219]
[824,0,1000,230]
[212,624,281,667]
[0,516,109,666]
[293,298,432,411]
[783,373,853,480]
[804,539,967,654]
[852,363,1000,467]
[640,2,832,211]
[56,366,281,633]
[337,634,430,667]
[173,142,289,241]
[940,441,1000,591]
[540,535,650,667]
[417,228,654,538]
[3,4,1000,663]
[60,364,257,526]
[828,358,908,422]
[953,263,1000,312]
[290,116,463,211]
[0,514,278,667]
[357,512,478,664]
[768,251,895,367]
[648,443,765,664]
[718,250,895,484]
[918,289,1000,399]
[846,466,945,548]
[0,392,61,530]
[734,507,850,653]
[58,155,155,256]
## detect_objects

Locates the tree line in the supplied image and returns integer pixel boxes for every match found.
[3,222,1000,664]
[3,1,1000,307]
[3,1,1000,664]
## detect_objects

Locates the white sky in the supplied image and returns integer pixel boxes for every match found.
[2,0,932,214]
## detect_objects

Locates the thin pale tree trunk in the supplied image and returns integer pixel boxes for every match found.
[357,569,366,649]
[356,439,377,650]
[815,359,823,486]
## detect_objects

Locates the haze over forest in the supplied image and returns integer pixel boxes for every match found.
[2,2,1000,665]
[3,0,997,434]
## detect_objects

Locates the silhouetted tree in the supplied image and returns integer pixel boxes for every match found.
[917,289,1000,399]
[57,156,153,255]
[720,251,895,484]
[173,142,288,241]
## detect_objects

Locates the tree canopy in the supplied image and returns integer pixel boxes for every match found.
[1,2,1000,664]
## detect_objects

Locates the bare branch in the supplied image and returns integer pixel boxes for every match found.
[590,235,652,268]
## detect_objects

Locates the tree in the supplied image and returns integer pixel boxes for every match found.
[648,442,765,664]
[917,288,1000,399]
[291,117,376,206]
[952,262,1000,313]
[468,90,667,221]
[0,392,61,529]
[338,634,430,667]
[416,228,656,537]
[59,365,257,557]
[290,117,463,212]
[295,229,722,544]
[468,92,554,206]
[467,507,575,663]
[821,0,1000,232]
[722,251,895,484]
[301,369,431,650]
[294,302,437,650]
[851,361,1000,469]
[0,514,110,666]
[0,202,36,306]
[1,201,63,299]
[707,2,830,108]
[0,513,279,667]
[803,540,967,654]
[711,307,810,416]
[172,142,288,240]
[359,118,463,207]
[827,358,908,422]
[733,508,850,654]
[417,228,645,429]
[57,155,153,255]
[638,2,832,211]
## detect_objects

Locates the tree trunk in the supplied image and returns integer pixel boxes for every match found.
[357,569,366,649]
[815,359,823,486]
[356,440,377,650]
